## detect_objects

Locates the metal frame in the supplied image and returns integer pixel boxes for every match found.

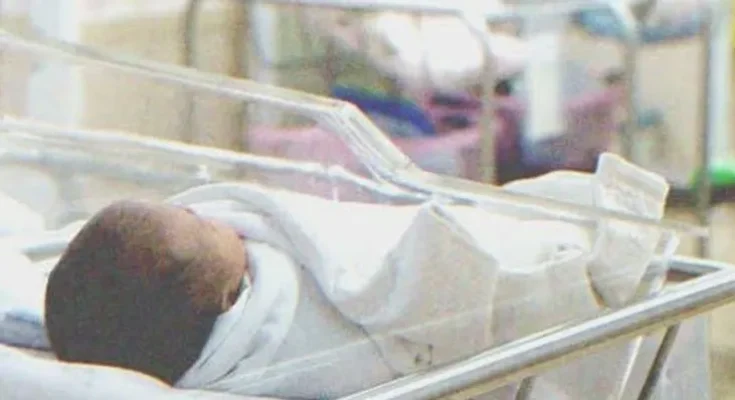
[0,28,728,399]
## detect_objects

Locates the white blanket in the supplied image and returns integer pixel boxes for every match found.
[167,154,670,399]
[362,13,528,92]
[0,192,44,236]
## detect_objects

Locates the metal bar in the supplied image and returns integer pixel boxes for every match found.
[695,0,732,257]
[668,256,731,276]
[341,267,735,400]
[181,0,203,144]
[608,1,641,161]
[636,324,681,400]
[696,15,713,258]
[614,237,670,400]
[459,12,496,183]
[705,0,734,162]
[234,2,250,153]
[183,0,202,69]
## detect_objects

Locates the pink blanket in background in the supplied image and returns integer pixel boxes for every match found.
[247,86,620,193]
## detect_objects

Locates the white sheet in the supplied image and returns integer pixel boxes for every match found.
[0,191,45,236]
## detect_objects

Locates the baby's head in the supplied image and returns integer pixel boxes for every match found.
[45,200,247,384]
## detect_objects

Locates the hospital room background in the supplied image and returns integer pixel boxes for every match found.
[1,0,735,399]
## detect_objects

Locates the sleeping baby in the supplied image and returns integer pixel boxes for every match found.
[44,154,671,400]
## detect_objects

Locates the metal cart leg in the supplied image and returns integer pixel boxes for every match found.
[514,377,537,400]
[515,306,678,400]
[459,12,496,184]
[609,0,643,162]
[183,0,203,145]
[183,0,201,74]
[697,12,713,258]
[696,0,732,258]
[636,323,681,400]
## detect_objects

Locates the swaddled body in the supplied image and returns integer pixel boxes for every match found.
[45,154,670,400]
[154,184,506,398]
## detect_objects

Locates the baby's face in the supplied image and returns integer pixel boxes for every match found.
[146,204,248,312]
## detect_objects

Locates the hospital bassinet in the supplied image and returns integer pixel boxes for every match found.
[0,26,729,400]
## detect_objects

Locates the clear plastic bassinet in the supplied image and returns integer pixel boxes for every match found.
[0,25,729,400]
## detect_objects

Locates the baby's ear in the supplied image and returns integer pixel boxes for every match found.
[178,261,244,315]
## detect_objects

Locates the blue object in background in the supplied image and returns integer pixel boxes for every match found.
[575,9,702,43]
[636,108,665,129]
[331,85,436,138]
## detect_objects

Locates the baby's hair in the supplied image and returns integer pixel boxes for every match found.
[45,201,229,384]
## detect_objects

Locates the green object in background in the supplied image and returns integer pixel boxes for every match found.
[691,159,735,188]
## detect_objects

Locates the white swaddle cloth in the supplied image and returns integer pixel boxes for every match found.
[168,153,671,399]
[361,12,528,92]
[172,185,504,398]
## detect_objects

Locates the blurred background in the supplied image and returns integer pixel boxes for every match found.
[0,0,733,397]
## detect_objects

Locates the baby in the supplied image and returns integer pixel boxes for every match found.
[46,192,504,399]
[44,157,669,399]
